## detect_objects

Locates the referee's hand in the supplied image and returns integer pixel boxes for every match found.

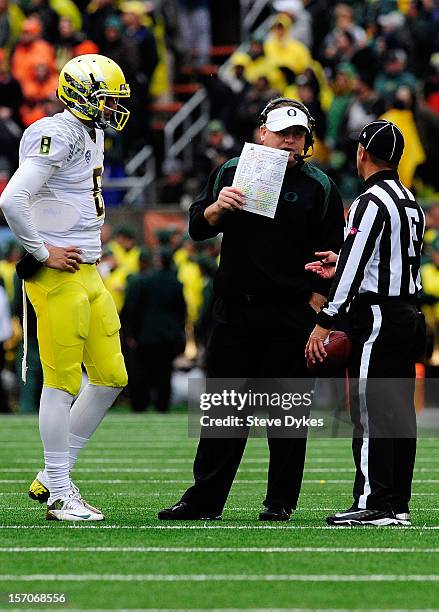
[305,324,330,364]
[305,251,338,279]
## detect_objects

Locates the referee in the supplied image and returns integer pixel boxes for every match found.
[306,120,426,527]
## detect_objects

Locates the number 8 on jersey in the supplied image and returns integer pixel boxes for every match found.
[93,167,104,217]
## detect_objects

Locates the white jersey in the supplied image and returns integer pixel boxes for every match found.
[18,110,105,262]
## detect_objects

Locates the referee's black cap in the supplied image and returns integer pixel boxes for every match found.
[357,120,404,164]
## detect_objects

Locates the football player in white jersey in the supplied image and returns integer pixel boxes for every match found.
[0,54,130,521]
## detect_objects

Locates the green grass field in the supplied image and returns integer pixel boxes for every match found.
[0,410,438,611]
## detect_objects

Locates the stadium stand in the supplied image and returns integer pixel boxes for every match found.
[0,0,438,411]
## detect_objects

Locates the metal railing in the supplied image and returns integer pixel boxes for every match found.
[164,88,210,166]
[240,0,272,40]
[105,1,271,206]
[104,86,209,207]
[103,145,155,207]
[163,0,271,168]
[219,8,272,83]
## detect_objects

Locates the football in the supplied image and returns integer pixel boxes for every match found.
[307,330,353,376]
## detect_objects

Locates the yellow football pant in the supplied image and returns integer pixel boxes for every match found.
[25,265,128,396]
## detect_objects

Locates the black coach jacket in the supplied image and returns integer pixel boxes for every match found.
[189,157,344,300]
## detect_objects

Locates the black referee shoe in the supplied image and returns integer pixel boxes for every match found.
[157,501,222,521]
[259,506,291,521]
[395,512,411,526]
[326,508,398,526]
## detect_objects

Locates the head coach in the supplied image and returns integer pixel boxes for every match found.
[305,120,426,527]
[158,98,345,521]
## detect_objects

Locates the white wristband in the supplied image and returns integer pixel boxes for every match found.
[32,245,50,262]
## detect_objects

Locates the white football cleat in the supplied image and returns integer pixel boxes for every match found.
[70,481,104,516]
[29,470,103,517]
[46,494,104,521]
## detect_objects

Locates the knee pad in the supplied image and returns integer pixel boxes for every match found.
[85,290,127,387]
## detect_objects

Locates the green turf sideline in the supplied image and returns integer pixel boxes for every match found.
[1,413,439,609]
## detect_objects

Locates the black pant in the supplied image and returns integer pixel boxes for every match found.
[129,344,178,412]
[347,300,422,512]
[181,296,315,513]
[0,346,9,412]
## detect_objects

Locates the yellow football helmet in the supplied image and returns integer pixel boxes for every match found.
[57,54,130,131]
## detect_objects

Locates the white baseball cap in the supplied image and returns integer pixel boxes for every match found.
[264,106,309,132]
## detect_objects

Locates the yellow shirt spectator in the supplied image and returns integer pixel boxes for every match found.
[264,14,312,76]
[109,241,140,276]
[421,261,439,323]
[229,48,285,92]
[174,247,203,324]
[380,108,426,188]
[106,228,140,312]
[0,260,16,303]
[50,0,82,31]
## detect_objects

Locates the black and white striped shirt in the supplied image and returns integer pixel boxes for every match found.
[316,170,425,329]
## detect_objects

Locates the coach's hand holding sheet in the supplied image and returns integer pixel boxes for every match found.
[232,142,289,218]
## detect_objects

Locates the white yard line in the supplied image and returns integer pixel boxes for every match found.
[4,467,439,474]
[4,457,439,464]
[2,437,437,445]
[1,492,437,497]
[3,609,439,612]
[0,507,339,512]
[1,546,439,553]
[4,478,439,485]
[1,525,439,530]
[3,507,439,512]
[3,478,439,484]
[2,609,439,612]
[0,441,196,446]
[1,574,439,582]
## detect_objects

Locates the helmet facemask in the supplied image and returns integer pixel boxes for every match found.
[58,55,130,131]
[88,83,130,131]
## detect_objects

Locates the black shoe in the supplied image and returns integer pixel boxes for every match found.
[326,508,398,526]
[157,501,222,521]
[259,506,291,521]
[394,512,411,526]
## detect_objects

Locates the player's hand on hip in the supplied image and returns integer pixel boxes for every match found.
[44,244,83,273]
[216,187,246,213]
[305,325,330,363]
[305,251,338,279]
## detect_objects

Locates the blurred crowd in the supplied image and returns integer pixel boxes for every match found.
[1,0,439,411]
[0,207,438,413]
[0,0,217,178]
[0,222,221,412]
[0,0,438,198]
[422,204,439,362]
[204,0,439,201]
